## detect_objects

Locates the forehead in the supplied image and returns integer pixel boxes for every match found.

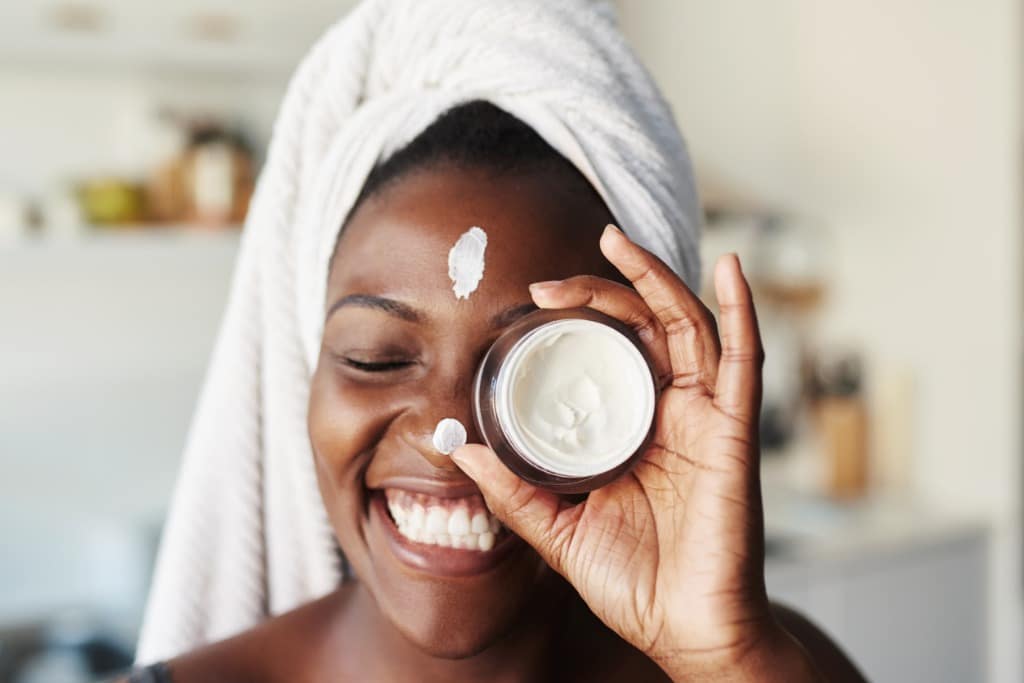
[327,166,616,307]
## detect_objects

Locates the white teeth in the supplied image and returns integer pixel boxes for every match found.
[448,508,470,535]
[470,512,489,534]
[384,491,504,552]
[426,508,447,534]
[410,505,425,529]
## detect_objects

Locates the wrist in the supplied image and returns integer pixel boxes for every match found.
[657,620,823,683]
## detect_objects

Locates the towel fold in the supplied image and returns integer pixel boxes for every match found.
[135,0,701,664]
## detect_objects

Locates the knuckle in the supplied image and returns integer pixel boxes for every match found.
[562,274,624,307]
[654,303,699,335]
[717,300,754,319]
[557,276,597,304]
[656,369,676,389]
[721,348,762,365]
[632,312,663,343]
[670,368,712,393]
[563,274,602,290]
[671,369,701,387]
[633,261,662,290]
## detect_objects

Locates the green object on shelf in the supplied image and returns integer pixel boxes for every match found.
[77,180,145,226]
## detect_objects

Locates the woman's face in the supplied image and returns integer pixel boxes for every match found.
[308,163,616,657]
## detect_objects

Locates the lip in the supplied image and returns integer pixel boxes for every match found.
[370,475,483,499]
[368,489,524,578]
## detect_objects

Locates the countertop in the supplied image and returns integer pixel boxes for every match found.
[763,489,988,570]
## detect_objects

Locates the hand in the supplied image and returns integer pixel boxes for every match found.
[451,225,819,681]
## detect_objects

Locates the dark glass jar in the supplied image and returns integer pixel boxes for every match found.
[472,308,658,493]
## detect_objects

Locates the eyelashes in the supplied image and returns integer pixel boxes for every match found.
[342,358,416,373]
[326,345,419,376]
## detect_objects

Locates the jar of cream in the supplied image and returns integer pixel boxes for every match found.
[472,308,658,493]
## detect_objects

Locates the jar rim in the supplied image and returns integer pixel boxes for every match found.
[493,317,656,479]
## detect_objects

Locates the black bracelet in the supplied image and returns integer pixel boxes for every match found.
[127,662,173,683]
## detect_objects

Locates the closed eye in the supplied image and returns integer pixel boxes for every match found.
[343,358,416,373]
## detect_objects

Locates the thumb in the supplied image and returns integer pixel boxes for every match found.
[451,443,579,574]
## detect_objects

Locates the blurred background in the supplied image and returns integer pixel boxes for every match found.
[0,1,1018,681]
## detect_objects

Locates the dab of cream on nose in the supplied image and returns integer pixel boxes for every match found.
[447,226,487,299]
[432,418,467,455]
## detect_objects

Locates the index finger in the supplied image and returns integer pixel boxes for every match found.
[600,224,721,393]
[528,275,673,386]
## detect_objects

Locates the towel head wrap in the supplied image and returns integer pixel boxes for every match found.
[136,0,701,664]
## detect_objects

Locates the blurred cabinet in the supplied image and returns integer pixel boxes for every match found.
[767,524,987,682]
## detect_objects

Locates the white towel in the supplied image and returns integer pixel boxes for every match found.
[135,0,701,664]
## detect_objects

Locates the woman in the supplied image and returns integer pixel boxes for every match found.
[127,2,866,681]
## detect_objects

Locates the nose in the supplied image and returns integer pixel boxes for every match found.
[406,361,483,470]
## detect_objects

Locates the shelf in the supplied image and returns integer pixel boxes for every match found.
[1,225,243,251]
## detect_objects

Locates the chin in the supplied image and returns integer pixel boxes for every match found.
[373,567,543,659]
[394,608,505,659]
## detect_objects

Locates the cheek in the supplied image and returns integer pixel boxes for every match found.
[309,364,383,473]
[310,337,431,460]
[307,362,399,542]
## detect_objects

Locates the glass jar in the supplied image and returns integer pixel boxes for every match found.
[472,307,658,493]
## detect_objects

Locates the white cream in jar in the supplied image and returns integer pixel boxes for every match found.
[473,308,657,491]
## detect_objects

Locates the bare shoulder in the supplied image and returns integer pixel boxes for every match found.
[154,586,356,683]
[772,602,870,683]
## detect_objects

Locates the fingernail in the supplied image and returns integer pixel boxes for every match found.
[604,223,623,237]
[529,280,562,294]
[727,252,743,272]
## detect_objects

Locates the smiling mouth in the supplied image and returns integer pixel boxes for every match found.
[382,489,506,552]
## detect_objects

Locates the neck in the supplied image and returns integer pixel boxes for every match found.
[336,575,581,683]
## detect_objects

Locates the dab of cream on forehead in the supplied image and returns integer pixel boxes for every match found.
[447,226,488,300]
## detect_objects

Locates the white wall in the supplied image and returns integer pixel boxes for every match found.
[614,1,1021,681]
[0,235,239,627]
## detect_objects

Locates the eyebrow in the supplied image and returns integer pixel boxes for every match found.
[326,294,421,322]
[326,294,537,329]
